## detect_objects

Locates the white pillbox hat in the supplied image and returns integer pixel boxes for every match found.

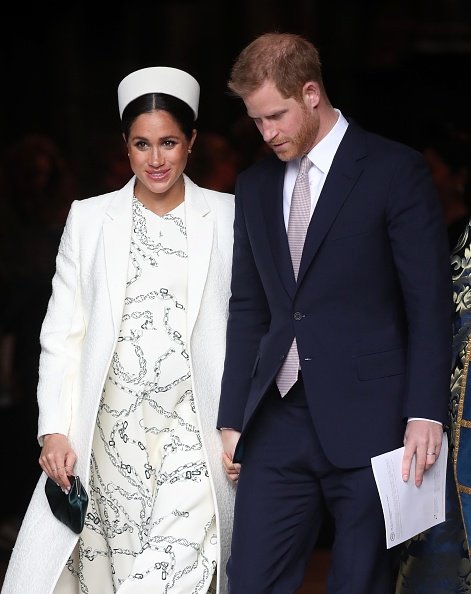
[117,66,200,120]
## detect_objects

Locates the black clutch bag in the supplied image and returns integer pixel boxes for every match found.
[45,474,89,534]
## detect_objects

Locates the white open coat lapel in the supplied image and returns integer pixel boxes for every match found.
[103,177,135,335]
[184,175,213,339]
[102,175,213,340]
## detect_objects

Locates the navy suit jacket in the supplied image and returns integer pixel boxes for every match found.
[217,121,453,468]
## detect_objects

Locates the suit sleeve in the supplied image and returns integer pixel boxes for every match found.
[387,150,453,423]
[217,176,271,430]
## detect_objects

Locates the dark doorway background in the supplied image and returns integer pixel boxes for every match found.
[1,0,470,194]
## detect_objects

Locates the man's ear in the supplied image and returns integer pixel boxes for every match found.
[303,81,320,109]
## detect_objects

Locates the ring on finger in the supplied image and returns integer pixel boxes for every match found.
[426,451,436,456]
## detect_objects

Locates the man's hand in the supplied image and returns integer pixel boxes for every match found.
[220,428,241,483]
[401,420,444,486]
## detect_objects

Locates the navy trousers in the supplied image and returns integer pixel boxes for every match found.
[227,375,399,593]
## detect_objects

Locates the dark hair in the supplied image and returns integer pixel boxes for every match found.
[121,93,195,141]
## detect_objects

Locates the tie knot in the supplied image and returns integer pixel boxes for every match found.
[298,155,312,177]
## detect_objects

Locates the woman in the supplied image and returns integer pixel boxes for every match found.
[2,66,235,594]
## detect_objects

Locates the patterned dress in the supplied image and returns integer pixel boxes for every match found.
[396,224,471,594]
[56,197,217,593]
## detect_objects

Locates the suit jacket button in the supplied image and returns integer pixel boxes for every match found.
[294,312,303,321]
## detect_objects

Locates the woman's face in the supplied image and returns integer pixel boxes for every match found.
[126,110,195,201]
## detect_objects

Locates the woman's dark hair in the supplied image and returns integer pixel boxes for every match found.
[121,93,195,141]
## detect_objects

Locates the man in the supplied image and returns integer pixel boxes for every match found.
[217,32,453,593]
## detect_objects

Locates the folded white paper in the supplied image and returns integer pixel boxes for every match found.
[371,432,447,549]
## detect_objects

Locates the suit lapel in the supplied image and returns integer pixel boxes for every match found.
[249,124,367,292]
[260,157,297,296]
[297,124,366,285]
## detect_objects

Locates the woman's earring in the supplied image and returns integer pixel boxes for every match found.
[188,148,192,154]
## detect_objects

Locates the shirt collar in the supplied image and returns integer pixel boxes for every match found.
[306,109,348,174]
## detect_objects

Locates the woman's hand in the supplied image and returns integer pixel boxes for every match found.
[39,433,77,493]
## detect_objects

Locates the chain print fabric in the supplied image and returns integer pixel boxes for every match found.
[58,197,217,593]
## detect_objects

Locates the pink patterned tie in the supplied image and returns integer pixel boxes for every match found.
[276,155,312,397]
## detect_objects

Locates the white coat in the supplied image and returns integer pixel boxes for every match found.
[2,175,236,594]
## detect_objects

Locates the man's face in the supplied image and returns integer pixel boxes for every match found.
[243,80,319,161]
